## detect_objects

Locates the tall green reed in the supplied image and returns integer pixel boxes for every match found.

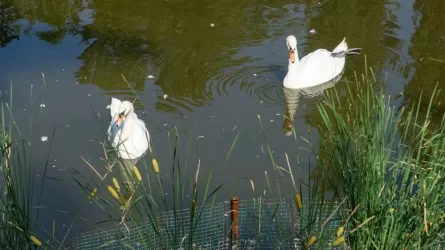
[317,69,445,249]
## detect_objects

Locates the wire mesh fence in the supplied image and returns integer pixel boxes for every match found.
[69,198,344,249]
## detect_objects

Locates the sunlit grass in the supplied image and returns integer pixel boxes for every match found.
[316,68,445,249]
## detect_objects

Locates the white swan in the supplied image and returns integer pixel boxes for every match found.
[106,97,150,160]
[283,35,362,89]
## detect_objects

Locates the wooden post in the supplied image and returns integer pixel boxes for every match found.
[231,197,240,243]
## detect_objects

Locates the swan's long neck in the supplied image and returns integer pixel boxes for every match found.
[120,113,137,142]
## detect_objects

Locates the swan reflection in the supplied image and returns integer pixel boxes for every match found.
[282,74,342,136]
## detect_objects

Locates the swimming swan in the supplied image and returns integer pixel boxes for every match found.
[106,97,150,160]
[283,35,362,89]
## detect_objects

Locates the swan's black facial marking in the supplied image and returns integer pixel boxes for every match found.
[116,110,126,127]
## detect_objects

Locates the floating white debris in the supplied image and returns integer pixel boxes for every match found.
[210,23,215,27]
[23,108,26,111]
[163,94,168,99]
[52,165,56,168]
[270,120,274,123]
[276,113,281,116]
[76,81,79,85]
[260,100,263,103]
[40,103,46,108]
[41,136,48,142]
[87,93,91,97]
[66,125,69,128]
[197,136,205,139]
[147,75,155,79]
[253,73,257,77]
[309,29,316,34]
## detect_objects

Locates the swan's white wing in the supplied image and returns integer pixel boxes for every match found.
[133,119,150,157]
[115,114,150,160]
[297,49,345,86]
[107,97,122,118]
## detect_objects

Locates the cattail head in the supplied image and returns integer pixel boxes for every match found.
[112,177,120,191]
[30,235,42,246]
[88,188,97,200]
[305,236,316,248]
[336,226,344,237]
[133,166,142,182]
[152,159,159,173]
[295,193,303,209]
[332,236,344,247]
[108,185,120,201]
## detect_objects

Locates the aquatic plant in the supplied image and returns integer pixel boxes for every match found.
[316,68,445,249]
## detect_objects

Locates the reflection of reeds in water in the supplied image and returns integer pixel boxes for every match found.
[282,73,342,136]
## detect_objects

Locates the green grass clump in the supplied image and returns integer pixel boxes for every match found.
[317,72,445,249]
[0,93,40,249]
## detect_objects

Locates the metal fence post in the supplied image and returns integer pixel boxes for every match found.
[230,197,240,247]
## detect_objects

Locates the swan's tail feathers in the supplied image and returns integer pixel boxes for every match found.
[331,48,363,58]
[331,37,363,58]
[332,37,348,53]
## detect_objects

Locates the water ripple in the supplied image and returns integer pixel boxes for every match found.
[207,64,288,104]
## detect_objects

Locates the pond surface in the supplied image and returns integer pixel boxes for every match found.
[1,0,445,239]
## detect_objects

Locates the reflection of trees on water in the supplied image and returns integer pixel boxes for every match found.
[75,27,157,93]
[304,0,401,75]
[3,0,296,113]
[68,0,295,113]
[0,0,20,47]
[11,0,83,44]
[73,1,159,98]
[403,0,445,130]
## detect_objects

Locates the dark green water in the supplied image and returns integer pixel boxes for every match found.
[1,0,444,239]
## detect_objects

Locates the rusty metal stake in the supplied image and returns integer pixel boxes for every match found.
[231,197,240,244]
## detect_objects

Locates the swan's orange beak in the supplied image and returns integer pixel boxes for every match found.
[289,50,295,64]
[116,112,125,127]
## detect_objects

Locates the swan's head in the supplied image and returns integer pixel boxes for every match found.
[286,35,297,64]
[116,100,134,126]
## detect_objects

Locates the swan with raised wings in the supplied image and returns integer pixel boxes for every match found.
[107,97,150,160]
[283,35,362,89]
